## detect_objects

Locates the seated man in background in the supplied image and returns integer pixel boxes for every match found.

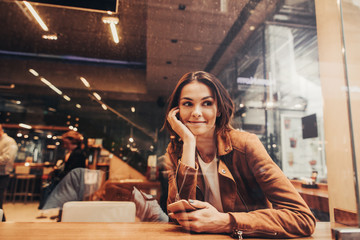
[40,168,168,222]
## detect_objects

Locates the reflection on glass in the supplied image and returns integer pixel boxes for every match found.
[0,1,358,237]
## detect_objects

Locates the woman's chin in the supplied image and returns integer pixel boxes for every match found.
[188,127,215,138]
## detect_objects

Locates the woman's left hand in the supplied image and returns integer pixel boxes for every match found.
[169,200,232,233]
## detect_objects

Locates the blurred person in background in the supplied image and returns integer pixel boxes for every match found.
[58,130,86,179]
[39,130,86,209]
[0,124,18,221]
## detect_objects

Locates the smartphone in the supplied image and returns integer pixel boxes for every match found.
[167,199,203,213]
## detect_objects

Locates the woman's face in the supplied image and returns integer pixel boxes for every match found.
[179,81,218,138]
[62,138,77,151]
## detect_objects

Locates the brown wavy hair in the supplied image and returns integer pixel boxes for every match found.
[163,71,234,151]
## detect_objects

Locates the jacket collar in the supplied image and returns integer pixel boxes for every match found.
[216,129,233,156]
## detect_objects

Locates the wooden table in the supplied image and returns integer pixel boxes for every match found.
[0,222,334,239]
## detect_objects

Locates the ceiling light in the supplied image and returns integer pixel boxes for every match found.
[34,136,39,140]
[42,34,58,40]
[19,123,32,129]
[10,100,21,105]
[48,107,56,112]
[63,95,71,101]
[109,23,119,43]
[24,135,29,139]
[193,45,203,51]
[129,137,134,143]
[40,77,62,95]
[102,16,120,44]
[55,142,60,146]
[131,107,135,113]
[101,104,108,110]
[69,126,74,130]
[29,69,39,76]
[80,77,90,88]
[102,16,119,24]
[47,134,52,138]
[76,104,81,109]
[0,84,15,89]
[23,1,49,31]
[17,133,23,138]
[93,92,101,101]
[239,103,244,108]
[73,127,78,131]
[249,26,255,31]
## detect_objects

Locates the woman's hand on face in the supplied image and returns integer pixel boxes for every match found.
[167,107,195,143]
[169,200,231,233]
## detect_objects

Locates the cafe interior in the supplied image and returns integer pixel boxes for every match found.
[0,0,360,239]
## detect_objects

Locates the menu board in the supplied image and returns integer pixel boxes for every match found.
[280,114,326,180]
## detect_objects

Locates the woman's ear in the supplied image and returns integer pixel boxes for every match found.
[216,112,221,117]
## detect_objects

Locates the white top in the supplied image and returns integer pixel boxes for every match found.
[0,133,18,175]
[197,153,223,212]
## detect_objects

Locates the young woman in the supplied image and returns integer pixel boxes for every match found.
[164,71,316,238]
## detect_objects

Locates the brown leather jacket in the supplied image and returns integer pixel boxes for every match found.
[166,129,316,238]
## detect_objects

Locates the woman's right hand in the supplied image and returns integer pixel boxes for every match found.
[167,107,195,143]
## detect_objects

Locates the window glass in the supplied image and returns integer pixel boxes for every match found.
[0,0,358,229]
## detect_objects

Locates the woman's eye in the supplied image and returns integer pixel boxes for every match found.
[203,101,213,106]
[182,102,192,107]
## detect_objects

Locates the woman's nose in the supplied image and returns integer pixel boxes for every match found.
[191,107,202,117]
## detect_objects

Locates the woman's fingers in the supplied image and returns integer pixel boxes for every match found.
[167,107,195,143]
[167,107,179,123]
[188,199,210,209]
[172,211,203,233]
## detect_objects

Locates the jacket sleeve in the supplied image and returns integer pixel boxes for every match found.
[229,133,316,238]
[165,144,198,206]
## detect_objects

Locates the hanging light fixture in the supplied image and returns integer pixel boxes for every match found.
[102,16,120,44]
[23,1,49,31]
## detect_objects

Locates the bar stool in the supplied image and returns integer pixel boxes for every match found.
[12,165,36,203]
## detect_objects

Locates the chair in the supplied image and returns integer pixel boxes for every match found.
[61,201,136,222]
[12,165,37,203]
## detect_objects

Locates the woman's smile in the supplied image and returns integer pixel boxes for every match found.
[187,120,206,124]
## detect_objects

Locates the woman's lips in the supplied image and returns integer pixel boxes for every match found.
[187,121,206,124]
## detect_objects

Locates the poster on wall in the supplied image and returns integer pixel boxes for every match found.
[280,114,325,180]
